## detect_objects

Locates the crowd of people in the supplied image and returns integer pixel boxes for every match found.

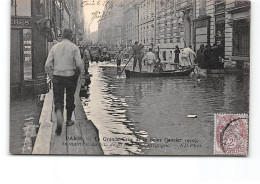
[196,43,224,69]
[44,28,226,135]
[121,42,225,73]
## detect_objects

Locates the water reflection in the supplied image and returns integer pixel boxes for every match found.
[82,62,249,155]
[82,63,148,155]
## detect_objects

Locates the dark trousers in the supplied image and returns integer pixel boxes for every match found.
[133,56,142,71]
[117,59,121,66]
[53,75,78,120]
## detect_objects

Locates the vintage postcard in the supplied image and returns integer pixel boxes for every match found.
[10,0,250,156]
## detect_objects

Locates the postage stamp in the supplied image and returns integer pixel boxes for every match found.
[214,114,249,156]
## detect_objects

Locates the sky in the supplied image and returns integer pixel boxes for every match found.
[83,0,124,33]
[83,0,107,33]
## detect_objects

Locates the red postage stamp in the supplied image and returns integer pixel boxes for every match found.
[214,114,249,156]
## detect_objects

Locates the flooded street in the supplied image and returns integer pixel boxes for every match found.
[82,62,249,155]
[10,98,42,154]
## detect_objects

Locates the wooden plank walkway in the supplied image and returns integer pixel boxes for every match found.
[33,82,103,155]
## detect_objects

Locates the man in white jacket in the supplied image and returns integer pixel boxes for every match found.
[45,29,83,135]
[143,48,156,73]
[181,46,196,67]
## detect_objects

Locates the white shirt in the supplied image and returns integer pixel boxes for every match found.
[144,52,156,61]
[45,39,83,77]
[182,48,196,57]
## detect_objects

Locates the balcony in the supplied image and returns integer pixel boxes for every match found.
[215,0,225,4]
[226,0,250,13]
[236,0,250,7]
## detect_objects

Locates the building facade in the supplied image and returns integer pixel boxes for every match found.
[97,0,250,71]
[98,2,124,47]
[155,0,195,61]
[138,0,156,50]
[10,0,86,99]
[193,0,250,71]
[224,0,250,71]
[122,0,139,47]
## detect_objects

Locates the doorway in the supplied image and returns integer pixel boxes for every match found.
[11,29,21,84]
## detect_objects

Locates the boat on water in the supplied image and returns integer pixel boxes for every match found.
[125,67,195,78]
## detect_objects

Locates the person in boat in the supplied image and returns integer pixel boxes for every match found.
[155,46,160,60]
[181,46,196,67]
[143,48,156,73]
[132,42,143,72]
[174,45,180,68]
[189,45,196,65]
[153,59,163,73]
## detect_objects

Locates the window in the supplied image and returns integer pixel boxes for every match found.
[56,1,63,29]
[36,0,45,16]
[215,14,225,46]
[233,20,250,57]
[199,0,206,16]
[11,0,17,16]
[15,0,31,16]
[163,51,166,61]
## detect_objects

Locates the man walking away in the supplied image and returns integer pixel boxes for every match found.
[132,42,143,72]
[143,48,156,73]
[45,29,83,136]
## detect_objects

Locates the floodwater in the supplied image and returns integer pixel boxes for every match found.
[82,61,249,155]
[10,98,42,154]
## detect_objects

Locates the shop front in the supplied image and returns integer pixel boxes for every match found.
[225,0,250,72]
[11,0,48,99]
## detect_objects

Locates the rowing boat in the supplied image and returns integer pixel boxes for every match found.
[125,67,195,78]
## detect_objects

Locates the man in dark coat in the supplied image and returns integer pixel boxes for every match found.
[174,45,180,64]
[196,44,205,68]
[132,42,143,72]
[203,44,212,69]
[211,43,219,69]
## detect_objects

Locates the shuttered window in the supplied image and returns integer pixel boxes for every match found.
[232,20,250,57]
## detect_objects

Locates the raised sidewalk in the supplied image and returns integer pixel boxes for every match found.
[32,82,103,155]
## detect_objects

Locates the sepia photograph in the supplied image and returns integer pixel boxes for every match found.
[10,0,250,156]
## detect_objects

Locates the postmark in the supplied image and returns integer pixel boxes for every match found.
[214,114,249,156]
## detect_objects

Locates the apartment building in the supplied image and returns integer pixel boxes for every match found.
[122,0,139,47]
[138,0,156,50]
[155,0,194,61]
[10,0,86,99]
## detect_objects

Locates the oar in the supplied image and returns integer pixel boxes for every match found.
[118,55,134,76]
